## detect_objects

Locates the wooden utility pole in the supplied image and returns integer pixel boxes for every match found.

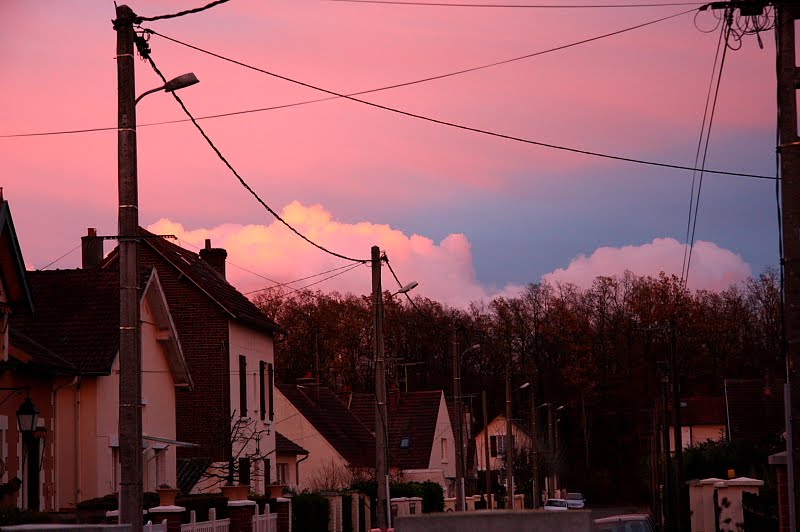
[777,4,800,530]
[531,386,539,509]
[505,368,514,509]
[482,390,492,508]
[452,331,465,511]
[372,246,389,530]
[114,6,143,531]
[670,328,684,532]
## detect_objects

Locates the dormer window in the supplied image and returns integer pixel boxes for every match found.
[400,436,411,449]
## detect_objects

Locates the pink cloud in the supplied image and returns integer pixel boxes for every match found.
[543,238,752,292]
[147,201,522,307]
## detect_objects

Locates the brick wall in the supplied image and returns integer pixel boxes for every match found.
[137,244,233,461]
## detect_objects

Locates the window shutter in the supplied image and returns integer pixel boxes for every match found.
[239,457,251,485]
[268,363,275,421]
[490,436,497,457]
[265,458,271,484]
[239,355,247,417]
[259,361,267,421]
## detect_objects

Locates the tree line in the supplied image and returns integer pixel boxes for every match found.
[255,268,782,502]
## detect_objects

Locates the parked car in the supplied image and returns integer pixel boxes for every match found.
[566,492,586,509]
[593,513,657,532]
[543,498,569,511]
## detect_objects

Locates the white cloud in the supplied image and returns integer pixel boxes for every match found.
[147,201,522,307]
[542,237,751,291]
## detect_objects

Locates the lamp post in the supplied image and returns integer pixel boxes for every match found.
[453,341,479,511]
[114,6,199,529]
[372,245,417,530]
[16,395,39,510]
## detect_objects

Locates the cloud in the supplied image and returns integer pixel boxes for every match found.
[542,238,751,292]
[147,201,522,307]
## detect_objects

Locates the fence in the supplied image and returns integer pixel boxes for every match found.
[252,504,278,532]
[181,508,231,532]
[145,519,168,532]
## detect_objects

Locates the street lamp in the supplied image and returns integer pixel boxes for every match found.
[115,6,199,529]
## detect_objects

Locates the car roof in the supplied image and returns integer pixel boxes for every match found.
[593,514,652,523]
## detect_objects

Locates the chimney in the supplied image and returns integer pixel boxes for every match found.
[81,228,103,269]
[199,238,227,279]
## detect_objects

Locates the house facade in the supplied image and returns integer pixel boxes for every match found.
[93,231,283,495]
[474,414,533,478]
[12,268,191,508]
[275,384,375,491]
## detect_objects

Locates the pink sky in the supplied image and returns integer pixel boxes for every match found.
[0,1,778,304]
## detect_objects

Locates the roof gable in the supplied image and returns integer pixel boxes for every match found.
[101,230,282,335]
[0,201,33,314]
[276,431,309,457]
[278,384,375,468]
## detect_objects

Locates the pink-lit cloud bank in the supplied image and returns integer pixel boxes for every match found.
[148,201,522,307]
[542,237,752,292]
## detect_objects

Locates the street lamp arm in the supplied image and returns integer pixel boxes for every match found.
[135,72,199,105]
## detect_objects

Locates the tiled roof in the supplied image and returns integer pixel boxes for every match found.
[276,432,308,456]
[351,391,445,470]
[675,396,727,426]
[278,384,375,468]
[101,230,283,335]
[8,328,76,374]
[725,379,785,442]
[11,270,120,375]
[177,458,212,494]
[0,201,33,315]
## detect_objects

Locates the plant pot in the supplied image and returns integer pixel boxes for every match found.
[221,484,250,501]
[156,488,181,506]
[267,484,286,498]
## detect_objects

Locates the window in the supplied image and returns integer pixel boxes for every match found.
[400,436,411,449]
[259,361,267,421]
[441,438,447,463]
[490,435,508,457]
[239,458,251,485]
[268,363,274,422]
[277,463,289,485]
[239,355,247,417]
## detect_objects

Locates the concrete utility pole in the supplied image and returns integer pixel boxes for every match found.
[505,368,514,509]
[482,390,492,508]
[531,386,539,509]
[670,328,684,532]
[115,6,143,531]
[452,331,465,511]
[777,4,800,530]
[372,246,389,530]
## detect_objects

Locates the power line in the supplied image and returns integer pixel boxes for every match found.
[38,244,81,271]
[683,16,731,287]
[681,17,726,284]
[324,0,703,7]
[384,254,423,315]
[135,0,231,23]
[143,53,369,264]
[245,262,364,296]
[147,27,775,181]
[1,9,696,139]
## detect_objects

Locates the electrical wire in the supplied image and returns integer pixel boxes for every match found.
[324,0,703,7]
[135,0,230,22]
[680,17,726,285]
[384,254,423,315]
[1,9,696,139]
[38,244,81,271]
[245,262,364,296]
[147,28,775,181]
[683,13,731,288]
[143,54,369,264]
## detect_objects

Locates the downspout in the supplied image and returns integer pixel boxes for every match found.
[52,377,79,511]
[75,379,82,505]
[295,454,309,489]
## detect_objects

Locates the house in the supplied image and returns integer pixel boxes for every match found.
[347,390,456,494]
[668,396,727,451]
[275,384,375,491]
[274,431,308,490]
[0,198,78,512]
[474,414,534,485]
[12,267,192,508]
[724,379,785,443]
[90,230,283,495]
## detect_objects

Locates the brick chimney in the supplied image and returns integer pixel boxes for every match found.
[81,228,103,269]
[199,238,227,279]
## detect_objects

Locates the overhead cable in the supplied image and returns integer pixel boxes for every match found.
[324,0,703,7]
[144,54,369,264]
[1,8,694,139]
[135,0,230,23]
[148,27,775,181]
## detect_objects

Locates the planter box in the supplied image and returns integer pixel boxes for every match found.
[221,484,250,501]
[156,488,181,506]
